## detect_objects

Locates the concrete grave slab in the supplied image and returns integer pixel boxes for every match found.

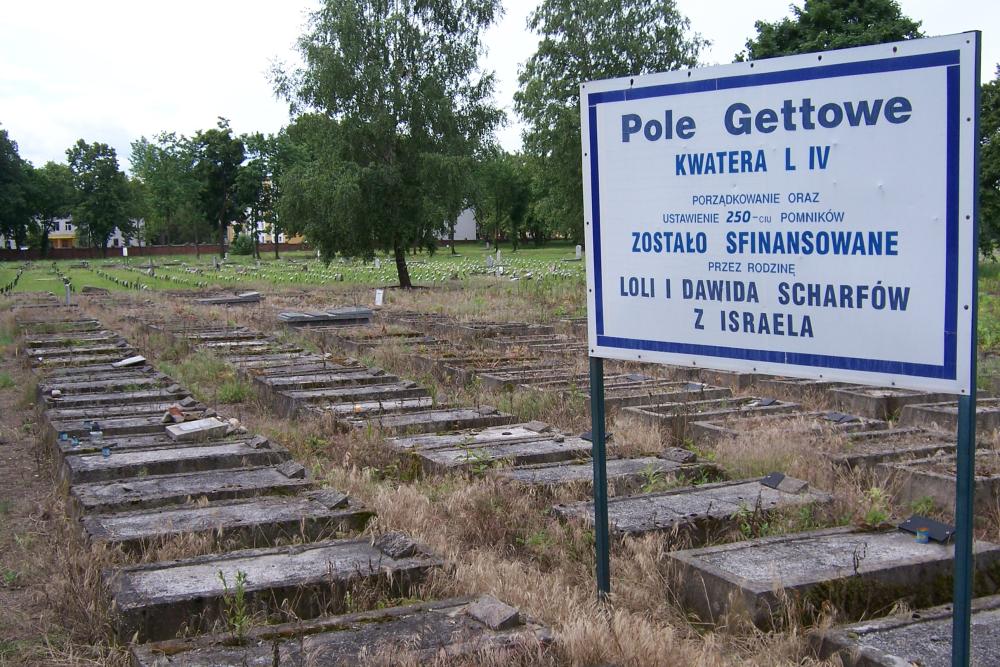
[497,456,712,493]
[343,406,516,435]
[878,449,1000,515]
[901,398,1000,433]
[61,439,291,484]
[555,478,828,539]
[624,397,800,442]
[696,368,759,390]
[69,465,314,515]
[44,399,204,422]
[49,411,214,439]
[44,386,191,409]
[24,331,117,347]
[274,382,428,417]
[83,491,372,552]
[669,527,1000,627]
[827,427,955,470]
[129,596,549,666]
[689,410,886,446]
[312,396,437,418]
[387,422,556,452]
[812,594,1000,667]
[195,291,262,305]
[54,433,254,459]
[415,435,592,474]
[753,376,849,401]
[38,373,167,397]
[831,386,957,420]
[35,352,138,369]
[278,307,374,327]
[107,535,441,641]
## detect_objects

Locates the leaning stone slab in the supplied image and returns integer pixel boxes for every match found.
[497,456,711,493]
[831,386,957,420]
[827,427,955,470]
[878,449,1000,515]
[83,490,372,552]
[901,398,1000,433]
[69,465,313,515]
[812,594,1000,667]
[106,535,441,642]
[343,406,516,435]
[61,439,291,484]
[554,478,828,539]
[624,397,799,442]
[129,596,550,666]
[166,417,230,442]
[668,527,1000,628]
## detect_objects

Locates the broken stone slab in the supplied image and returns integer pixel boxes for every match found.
[554,478,828,539]
[278,307,374,327]
[668,526,1000,628]
[497,456,714,494]
[61,439,291,484]
[827,427,956,471]
[342,406,516,436]
[812,594,1000,667]
[275,381,427,413]
[129,596,550,666]
[623,397,800,442]
[688,410,887,446]
[878,449,1000,515]
[416,436,592,474]
[106,536,442,642]
[831,386,958,420]
[194,291,262,305]
[69,465,314,516]
[111,355,146,368]
[900,398,1000,433]
[83,491,372,552]
[166,417,230,442]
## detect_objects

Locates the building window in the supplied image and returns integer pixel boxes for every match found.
[65,224,73,231]
[113,238,119,247]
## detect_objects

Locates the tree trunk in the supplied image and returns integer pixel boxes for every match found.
[40,229,50,258]
[393,243,412,289]
[194,224,200,258]
[274,232,280,259]
[449,221,456,254]
[218,219,226,258]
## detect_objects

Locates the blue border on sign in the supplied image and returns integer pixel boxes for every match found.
[588,50,962,380]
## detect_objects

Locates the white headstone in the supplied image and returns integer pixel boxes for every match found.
[486,255,494,269]
[122,246,128,257]
[317,249,321,258]
[374,257,381,269]
[64,283,71,305]
[495,249,501,263]
[374,288,385,306]
[575,245,582,259]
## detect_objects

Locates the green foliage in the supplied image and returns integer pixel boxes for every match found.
[66,139,132,253]
[130,132,210,247]
[217,569,251,643]
[274,0,503,288]
[0,372,14,389]
[474,151,531,249]
[910,495,936,516]
[515,0,706,244]
[0,128,34,248]
[28,162,75,255]
[862,486,891,527]
[229,234,254,256]
[981,67,1000,256]
[216,379,251,403]
[192,119,246,257]
[740,0,923,61]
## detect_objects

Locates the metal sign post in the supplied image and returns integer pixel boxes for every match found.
[589,356,611,600]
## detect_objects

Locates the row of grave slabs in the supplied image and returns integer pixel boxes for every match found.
[11,293,551,665]
[171,295,1000,664]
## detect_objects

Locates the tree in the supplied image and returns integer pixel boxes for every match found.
[516,0,706,245]
[30,161,75,256]
[237,133,283,259]
[474,150,530,250]
[192,119,245,257]
[130,133,208,250]
[981,66,1000,255]
[0,127,33,249]
[274,0,502,288]
[66,139,131,255]
[739,0,922,61]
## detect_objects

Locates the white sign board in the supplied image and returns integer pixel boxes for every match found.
[122,246,128,257]
[582,33,979,393]
[374,288,385,306]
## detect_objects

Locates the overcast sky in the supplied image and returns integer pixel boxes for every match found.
[1,0,996,172]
